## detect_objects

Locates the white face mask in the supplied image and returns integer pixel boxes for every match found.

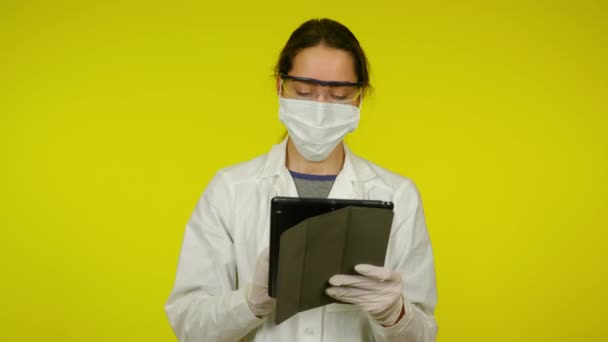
[279,97,361,162]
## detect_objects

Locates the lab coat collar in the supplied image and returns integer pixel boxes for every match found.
[258,137,377,183]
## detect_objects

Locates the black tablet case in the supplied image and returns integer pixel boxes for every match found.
[269,197,394,325]
[269,197,394,298]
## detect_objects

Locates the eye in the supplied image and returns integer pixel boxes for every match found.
[330,90,352,99]
[330,86,358,102]
[296,90,314,97]
[331,96,349,103]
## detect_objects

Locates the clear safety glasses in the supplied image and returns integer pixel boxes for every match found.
[280,73,364,104]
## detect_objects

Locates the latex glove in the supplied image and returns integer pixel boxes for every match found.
[325,264,404,326]
[246,247,275,318]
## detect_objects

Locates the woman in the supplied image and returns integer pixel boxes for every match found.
[165,18,437,341]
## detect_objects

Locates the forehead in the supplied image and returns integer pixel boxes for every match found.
[289,45,357,83]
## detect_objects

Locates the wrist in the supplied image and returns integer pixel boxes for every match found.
[246,283,274,318]
[381,298,405,327]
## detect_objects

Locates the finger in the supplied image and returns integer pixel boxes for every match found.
[329,275,386,291]
[354,264,398,282]
[325,286,338,298]
[329,274,372,286]
[260,246,270,259]
[325,286,369,303]
[256,247,270,264]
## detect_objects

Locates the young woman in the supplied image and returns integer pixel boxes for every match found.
[165,18,437,341]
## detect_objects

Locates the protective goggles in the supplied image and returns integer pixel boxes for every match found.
[280,73,364,104]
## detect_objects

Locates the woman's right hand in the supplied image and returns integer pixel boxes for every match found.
[246,247,275,318]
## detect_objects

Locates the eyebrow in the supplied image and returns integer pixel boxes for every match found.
[280,73,363,87]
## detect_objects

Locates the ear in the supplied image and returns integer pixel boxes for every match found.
[275,77,281,95]
[357,87,368,106]
[353,92,364,107]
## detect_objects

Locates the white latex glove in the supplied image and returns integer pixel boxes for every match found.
[325,264,404,326]
[246,247,275,318]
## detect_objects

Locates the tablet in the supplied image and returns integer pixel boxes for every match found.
[268,196,394,298]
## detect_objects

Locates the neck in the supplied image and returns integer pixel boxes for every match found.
[285,137,345,175]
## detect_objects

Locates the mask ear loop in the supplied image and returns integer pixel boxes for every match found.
[278,79,283,99]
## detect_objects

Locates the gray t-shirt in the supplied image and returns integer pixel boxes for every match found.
[289,170,337,198]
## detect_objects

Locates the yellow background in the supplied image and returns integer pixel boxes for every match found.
[1,1,607,341]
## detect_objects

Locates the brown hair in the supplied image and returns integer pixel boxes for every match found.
[274,18,371,88]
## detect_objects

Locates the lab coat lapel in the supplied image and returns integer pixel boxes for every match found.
[261,138,298,198]
[273,169,298,198]
[327,172,358,199]
[327,143,370,200]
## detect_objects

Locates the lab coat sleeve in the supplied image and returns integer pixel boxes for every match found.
[370,180,438,342]
[165,171,264,342]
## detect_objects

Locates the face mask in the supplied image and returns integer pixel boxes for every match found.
[279,97,361,162]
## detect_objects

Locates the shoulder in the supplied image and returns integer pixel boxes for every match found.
[351,153,419,197]
[351,154,426,234]
[211,152,269,188]
[197,151,269,212]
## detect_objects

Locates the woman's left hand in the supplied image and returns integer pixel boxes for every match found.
[325,264,405,326]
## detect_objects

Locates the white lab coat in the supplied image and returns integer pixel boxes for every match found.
[165,139,438,341]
